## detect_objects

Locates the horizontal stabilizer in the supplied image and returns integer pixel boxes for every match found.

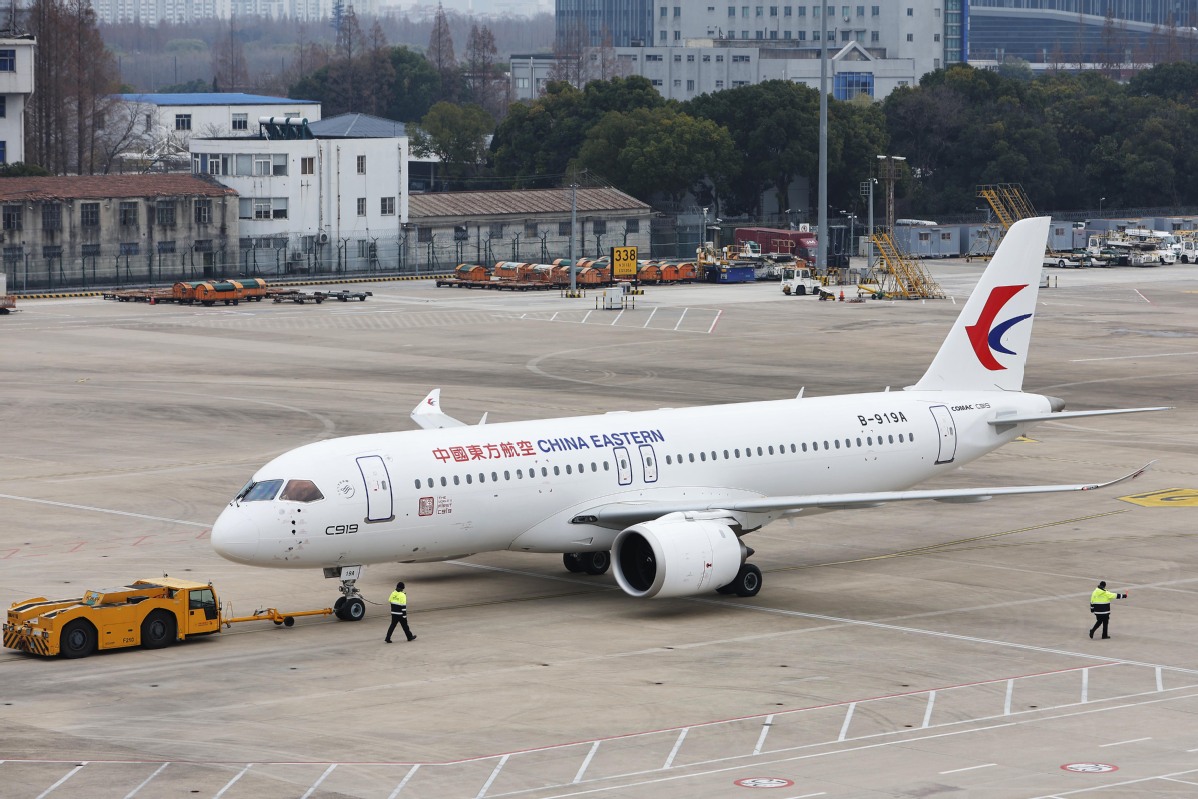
[410,388,467,430]
[988,406,1171,427]
[571,462,1154,529]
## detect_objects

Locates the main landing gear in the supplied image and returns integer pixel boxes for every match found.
[325,565,367,621]
[563,551,611,575]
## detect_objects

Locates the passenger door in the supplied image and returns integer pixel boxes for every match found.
[357,455,395,522]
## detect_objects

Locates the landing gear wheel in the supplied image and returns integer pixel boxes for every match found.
[563,552,586,573]
[141,609,177,649]
[60,619,97,659]
[728,563,762,597]
[583,551,611,575]
[335,596,366,622]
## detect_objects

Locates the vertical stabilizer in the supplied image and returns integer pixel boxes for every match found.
[911,216,1051,392]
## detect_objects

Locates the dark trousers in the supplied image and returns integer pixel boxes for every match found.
[1090,613,1110,638]
[386,613,413,641]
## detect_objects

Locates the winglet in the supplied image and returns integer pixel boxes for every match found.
[410,388,467,430]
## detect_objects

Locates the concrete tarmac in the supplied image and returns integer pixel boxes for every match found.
[1,261,1195,799]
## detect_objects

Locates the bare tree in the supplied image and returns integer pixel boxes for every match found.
[212,18,248,92]
[549,14,587,87]
[427,3,457,101]
[465,23,507,119]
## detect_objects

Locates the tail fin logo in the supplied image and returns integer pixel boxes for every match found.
[965,284,1031,371]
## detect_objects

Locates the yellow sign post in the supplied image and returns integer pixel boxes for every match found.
[611,246,638,279]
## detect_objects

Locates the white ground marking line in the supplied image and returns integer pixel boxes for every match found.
[753,716,774,755]
[581,310,593,324]
[1133,288,1151,303]
[1163,777,1198,787]
[1028,768,1198,799]
[837,703,855,742]
[387,764,420,798]
[939,763,996,775]
[299,764,337,799]
[641,307,657,328]
[0,493,210,527]
[785,793,826,799]
[1099,737,1152,747]
[1082,668,1089,704]
[526,692,1198,799]
[34,763,87,799]
[124,762,170,798]
[212,764,252,798]
[1158,667,1165,692]
[610,309,625,326]
[1005,679,1014,716]
[672,307,688,331]
[573,742,600,784]
[476,754,509,798]
[921,691,936,728]
[664,729,689,769]
[707,309,722,334]
[1071,350,1198,362]
[550,312,559,321]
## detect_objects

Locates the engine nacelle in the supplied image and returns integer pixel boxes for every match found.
[612,514,746,599]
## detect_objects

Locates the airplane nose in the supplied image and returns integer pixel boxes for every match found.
[210,505,261,564]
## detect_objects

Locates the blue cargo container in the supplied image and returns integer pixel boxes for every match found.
[704,264,757,283]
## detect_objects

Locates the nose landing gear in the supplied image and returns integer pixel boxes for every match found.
[325,565,367,621]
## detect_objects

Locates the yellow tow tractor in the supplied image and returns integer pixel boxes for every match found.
[3,577,333,659]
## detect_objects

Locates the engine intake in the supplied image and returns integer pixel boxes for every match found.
[612,514,746,598]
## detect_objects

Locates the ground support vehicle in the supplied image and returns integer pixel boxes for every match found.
[780,263,822,296]
[0,273,14,314]
[4,578,333,659]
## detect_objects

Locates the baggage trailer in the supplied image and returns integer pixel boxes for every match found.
[4,577,334,659]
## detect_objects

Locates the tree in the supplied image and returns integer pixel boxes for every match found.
[25,0,122,175]
[410,101,493,185]
[464,24,504,120]
[211,19,248,93]
[427,4,457,102]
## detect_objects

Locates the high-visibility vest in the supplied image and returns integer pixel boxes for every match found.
[389,590,408,612]
[1090,587,1117,613]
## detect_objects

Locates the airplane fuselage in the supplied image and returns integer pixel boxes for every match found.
[211,388,1051,570]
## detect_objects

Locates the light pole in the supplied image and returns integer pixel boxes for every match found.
[1099,197,1106,217]
[876,155,906,232]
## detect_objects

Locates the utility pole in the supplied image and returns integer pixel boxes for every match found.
[817,0,828,276]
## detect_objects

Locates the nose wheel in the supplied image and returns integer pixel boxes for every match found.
[326,565,367,621]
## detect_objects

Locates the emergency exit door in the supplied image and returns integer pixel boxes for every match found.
[357,455,395,522]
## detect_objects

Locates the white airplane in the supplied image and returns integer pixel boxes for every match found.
[211,217,1164,620]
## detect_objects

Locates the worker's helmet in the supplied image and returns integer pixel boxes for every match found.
[396,582,405,591]
[1098,580,1106,589]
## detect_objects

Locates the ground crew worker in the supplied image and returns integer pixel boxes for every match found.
[1089,580,1127,639]
[385,582,416,643]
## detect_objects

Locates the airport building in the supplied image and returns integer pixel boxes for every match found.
[189,113,410,274]
[0,174,239,289]
[0,35,34,166]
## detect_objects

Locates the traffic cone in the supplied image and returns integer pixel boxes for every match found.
[838,290,845,302]
[149,296,156,305]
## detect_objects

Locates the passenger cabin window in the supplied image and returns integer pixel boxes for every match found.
[237,479,283,502]
[280,480,324,502]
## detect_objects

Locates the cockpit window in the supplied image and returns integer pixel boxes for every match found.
[236,479,283,502]
[280,479,324,503]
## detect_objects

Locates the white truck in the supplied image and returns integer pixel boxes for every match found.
[780,263,823,296]
[0,273,13,314]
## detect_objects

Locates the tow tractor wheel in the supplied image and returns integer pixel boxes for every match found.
[60,619,98,659]
[563,552,586,573]
[583,551,611,576]
[141,609,177,649]
[335,596,366,622]
[727,563,762,598]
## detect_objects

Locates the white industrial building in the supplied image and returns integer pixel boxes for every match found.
[0,35,34,166]
[189,113,410,274]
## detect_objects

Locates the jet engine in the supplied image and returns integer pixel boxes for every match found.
[611,514,747,599]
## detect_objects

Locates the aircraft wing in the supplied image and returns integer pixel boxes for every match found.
[571,462,1154,529]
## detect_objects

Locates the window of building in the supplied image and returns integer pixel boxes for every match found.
[301,157,314,175]
[357,240,373,258]
[660,5,667,15]
[194,239,213,253]
[272,153,287,176]
[356,155,366,174]
[797,5,805,14]
[3,244,22,262]
[871,30,879,42]
[716,54,725,61]
[934,32,940,41]
[155,201,176,227]
[687,79,695,90]
[784,5,791,14]
[82,243,100,258]
[381,196,396,215]
[119,201,138,227]
[834,71,874,100]
[674,5,680,15]
[646,53,662,61]
[254,199,271,220]
[417,227,432,243]
[254,154,271,176]
[755,5,762,14]
[660,30,667,41]
[674,30,681,39]
[41,203,62,231]
[0,140,5,164]
[907,33,913,41]
[674,53,682,62]
[674,79,681,87]
[489,222,503,237]
[715,79,725,88]
[356,197,367,216]
[687,54,695,61]
[741,5,748,15]
[175,114,192,131]
[80,202,99,228]
[5,205,24,231]
[558,221,571,236]
[42,245,62,259]
[906,6,913,14]
[0,49,15,71]
[120,242,140,256]
[871,4,879,14]
[592,220,607,235]
[784,30,792,38]
[524,222,538,238]
[157,241,176,254]
[453,224,469,241]
[0,96,6,118]
[769,29,777,37]
[728,4,735,14]
[194,199,212,225]
[626,218,640,234]
[232,113,248,131]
